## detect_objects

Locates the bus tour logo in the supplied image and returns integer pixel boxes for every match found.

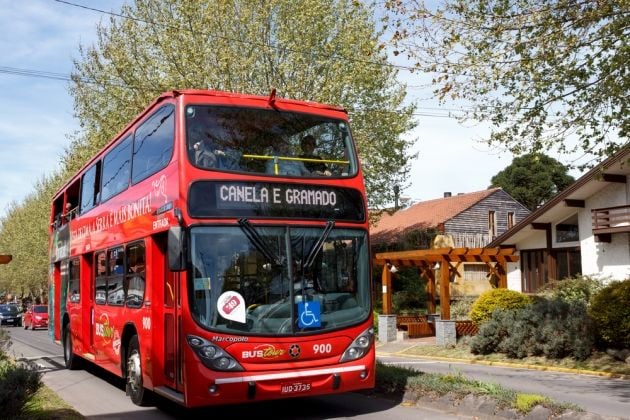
[242,344,286,360]
[95,313,122,355]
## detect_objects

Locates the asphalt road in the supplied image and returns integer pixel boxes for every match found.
[6,327,630,419]
[6,327,472,419]
[376,352,630,419]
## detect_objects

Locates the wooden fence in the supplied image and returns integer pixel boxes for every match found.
[397,315,478,338]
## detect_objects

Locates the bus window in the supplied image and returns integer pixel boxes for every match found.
[189,226,370,335]
[95,252,107,305]
[80,161,102,214]
[68,258,80,303]
[107,247,125,306]
[101,135,131,202]
[132,105,175,184]
[185,106,356,177]
[125,242,146,309]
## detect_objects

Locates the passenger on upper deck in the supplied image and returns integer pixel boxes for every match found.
[298,135,331,176]
[265,141,312,176]
[189,123,219,168]
[189,122,241,170]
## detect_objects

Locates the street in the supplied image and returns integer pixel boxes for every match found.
[6,327,472,419]
[5,327,630,419]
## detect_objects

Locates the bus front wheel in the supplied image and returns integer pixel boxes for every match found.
[63,328,80,370]
[126,335,150,406]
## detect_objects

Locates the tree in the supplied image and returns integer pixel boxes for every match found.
[68,0,417,209]
[0,173,63,299]
[385,0,628,168]
[490,153,574,210]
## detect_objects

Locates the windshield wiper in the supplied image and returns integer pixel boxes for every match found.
[303,220,334,269]
[238,218,284,266]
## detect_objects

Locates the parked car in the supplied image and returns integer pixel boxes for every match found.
[0,304,22,327]
[23,304,49,330]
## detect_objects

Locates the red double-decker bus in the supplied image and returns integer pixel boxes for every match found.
[48,89,374,407]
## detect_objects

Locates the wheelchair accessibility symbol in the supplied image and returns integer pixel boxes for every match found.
[297,301,321,328]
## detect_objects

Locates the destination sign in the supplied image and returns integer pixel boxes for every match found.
[188,181,365,221]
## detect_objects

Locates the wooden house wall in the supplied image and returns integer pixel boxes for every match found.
[444,190,530,238]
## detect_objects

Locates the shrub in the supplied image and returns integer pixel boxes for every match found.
[589,279,630,349]
[450,296,475,320]
[470,298,595,360]
[538,275,603,306]
[0,359,42,417]
[469,289,530,326]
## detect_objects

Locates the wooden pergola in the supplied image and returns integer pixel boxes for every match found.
[373,247,519,320]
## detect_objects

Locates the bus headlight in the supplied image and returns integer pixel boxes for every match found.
[187,335,244,372]
[339,326,374,363]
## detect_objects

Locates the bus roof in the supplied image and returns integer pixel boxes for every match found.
[163,89,348,113]
[53,89,348,199]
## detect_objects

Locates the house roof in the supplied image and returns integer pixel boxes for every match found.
[488,145,630,247]
[370,188,502,244]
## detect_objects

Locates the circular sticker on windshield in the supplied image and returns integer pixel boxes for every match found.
[218,291,246,324]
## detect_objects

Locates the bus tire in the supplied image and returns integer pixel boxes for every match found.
[63,328,81,370]
[126,335,150,406]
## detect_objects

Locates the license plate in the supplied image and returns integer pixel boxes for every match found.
[280,381,311,394]
[6,319,14,323]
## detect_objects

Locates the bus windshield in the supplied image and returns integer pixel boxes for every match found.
[189,226,370,335]
[185,105,356,177]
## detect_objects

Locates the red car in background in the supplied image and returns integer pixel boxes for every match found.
[23,305,49,330]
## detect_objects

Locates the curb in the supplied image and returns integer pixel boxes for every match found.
[375,347,630,380]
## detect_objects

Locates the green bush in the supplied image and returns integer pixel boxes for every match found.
[538,275,604,306]
[450,296,475,320]
[0,358,43,417]
[470,298,595,360]
[469,289,531,326]
[589,279,630,349]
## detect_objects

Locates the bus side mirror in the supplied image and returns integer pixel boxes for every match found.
[168,227,187,271]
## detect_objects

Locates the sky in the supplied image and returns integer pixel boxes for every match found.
[0,0,582,219]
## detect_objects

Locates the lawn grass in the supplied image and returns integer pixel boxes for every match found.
[15,386,84,420]
[396,340,630,377]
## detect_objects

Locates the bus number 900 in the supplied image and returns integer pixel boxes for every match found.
[313,343,332,354]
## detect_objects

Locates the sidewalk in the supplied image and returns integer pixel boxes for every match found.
[376,335,436,355]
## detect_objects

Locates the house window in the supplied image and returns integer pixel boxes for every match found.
[463,263,489,281]
[556,214,579,242]
[488,211,497,238]
[521,247,582,292]
[555,248,582,280]
[507,212,514,229]
[521,249,548,293]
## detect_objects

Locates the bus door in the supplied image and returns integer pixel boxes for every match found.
[59,261,69,337]
[159,234,183,392]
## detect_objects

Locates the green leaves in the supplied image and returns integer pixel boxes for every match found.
[489,153,575,210]
[386,0,628,167]
[0,0,418,294]
[70,0,416,209]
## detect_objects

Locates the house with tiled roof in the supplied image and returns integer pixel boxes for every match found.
[371,188,530,297]
[489,145,630,293]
